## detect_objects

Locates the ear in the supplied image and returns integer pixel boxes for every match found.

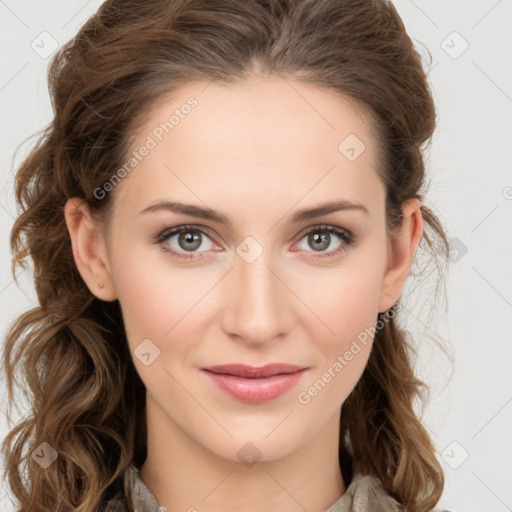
[64,197,117,301]
[377,197,423,313]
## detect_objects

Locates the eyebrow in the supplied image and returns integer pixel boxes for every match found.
[139,199,369,226]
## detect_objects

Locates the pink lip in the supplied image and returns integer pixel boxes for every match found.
[200,364,308,404]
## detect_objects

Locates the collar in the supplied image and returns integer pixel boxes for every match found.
[105,462,402,512]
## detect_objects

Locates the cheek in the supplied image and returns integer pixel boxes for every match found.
[296,259,382,395]
[297,277,377,412]
[112,232,384,357]
[111,248,215,370]
[302,260,383,339]
[111,249,186,344]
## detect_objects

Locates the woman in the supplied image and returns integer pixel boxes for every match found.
[2,0,452,511]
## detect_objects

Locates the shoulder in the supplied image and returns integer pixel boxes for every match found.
[101,467,127,512]
[350,472,402,511]
[323,471,401,512]
[324,471,454,512]
[102,463,168,512]
[103,497,128,512]
[101,475,128,512]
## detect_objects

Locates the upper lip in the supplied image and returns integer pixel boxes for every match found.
[201,363,308,379]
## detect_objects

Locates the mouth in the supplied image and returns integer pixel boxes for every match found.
[200,364,309,403]
[200,363,308,378]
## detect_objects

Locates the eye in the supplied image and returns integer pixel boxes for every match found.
[153,223,357,262]
[155,225,218,261]
[294,225,357,259]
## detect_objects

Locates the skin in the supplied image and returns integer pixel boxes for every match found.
[64,74,422,512]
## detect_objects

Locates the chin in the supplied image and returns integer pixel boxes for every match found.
[201,431,301,465]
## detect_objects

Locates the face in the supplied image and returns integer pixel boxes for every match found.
[79,75,403,462]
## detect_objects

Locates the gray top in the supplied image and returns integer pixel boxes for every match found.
[102,462,436,512]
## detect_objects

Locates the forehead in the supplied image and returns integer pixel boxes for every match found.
[111,75,384,220]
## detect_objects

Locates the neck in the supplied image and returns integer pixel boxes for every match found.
[139,394,346,512]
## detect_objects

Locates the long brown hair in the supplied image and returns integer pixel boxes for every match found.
[2,1,451,510]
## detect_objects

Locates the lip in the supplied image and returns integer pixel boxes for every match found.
[201,364,308,404]
[201,363,307,378]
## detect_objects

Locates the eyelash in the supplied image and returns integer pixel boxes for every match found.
[153,223,357,261]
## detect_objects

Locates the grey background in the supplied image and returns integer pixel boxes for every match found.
[1,1,511,511]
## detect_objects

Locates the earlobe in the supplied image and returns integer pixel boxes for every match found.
[63,197,117,301]
[377,198,423,313]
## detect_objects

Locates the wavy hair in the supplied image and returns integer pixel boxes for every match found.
[2,0,451,510]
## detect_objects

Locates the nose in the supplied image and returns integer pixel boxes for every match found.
[220,247,294,347]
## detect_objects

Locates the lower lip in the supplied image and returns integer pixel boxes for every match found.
[202,369,307,404]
